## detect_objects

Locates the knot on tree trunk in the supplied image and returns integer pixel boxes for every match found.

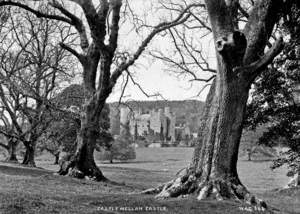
[216,31,247,66]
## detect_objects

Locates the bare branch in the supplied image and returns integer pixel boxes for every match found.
[70,0,108,48]
[0,1,72,24]
[108,0,122,54]
[0,142,9,150]
[59,42,86,64]
[109,3,205,88]
[126,70,166,100]
[196,83,212,97]
[118,72,129,104]
[49,0,89,50]
[238,3,249,19]
[243,0,282,64]
[190,75,216,82]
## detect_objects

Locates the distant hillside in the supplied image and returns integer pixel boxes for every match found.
[108,100,205,116]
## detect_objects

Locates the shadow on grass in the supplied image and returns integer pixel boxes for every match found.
[239,159,274,162]
[0,161,135,190]
[100,160,160,164]
[0,163,52,177]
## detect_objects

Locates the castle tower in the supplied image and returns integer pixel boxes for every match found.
[164,107,171,116]
[120,107,131,136]
[164,106,176,142]
[158,109,163,117]
[109,107,120,136]
[120,107,130,124]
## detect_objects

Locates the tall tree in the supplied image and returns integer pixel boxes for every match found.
[0,108,20,162]
[0,8,75,166]
[144,0,295,207]
[245,3,300,187]
[0,4,19,162]
[39,84,112,166]
[0,0,203,180]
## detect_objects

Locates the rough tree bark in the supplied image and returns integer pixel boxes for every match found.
[48,0,195,180]
[58,80,109,180]
[143,0,285,208]
[22,108,42,167]
[22,140,36,167]
[57,49,109,180]
[54,152,59,165]
[0,138,18,162]
[6,139,18,162]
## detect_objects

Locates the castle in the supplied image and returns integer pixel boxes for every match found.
[120,106,176,143]
[110,105,196,145]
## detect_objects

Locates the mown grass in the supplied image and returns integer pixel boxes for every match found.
[0,163,277,214]
[0,148,299,214]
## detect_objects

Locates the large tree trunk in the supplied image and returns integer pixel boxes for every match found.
[22,130,40,167]
[54,152,59,165]
[58,82,107,181]
[22,142,36,167]
[58,47,112,181]
[6,139,18,162]
[143,1,284,209]
[145,75,262,205]
[59,101,106,181]
[58,121,106,181]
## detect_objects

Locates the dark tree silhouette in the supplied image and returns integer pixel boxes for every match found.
[143,0,297,208]
[245,3,300,187]
[0,0,203,180]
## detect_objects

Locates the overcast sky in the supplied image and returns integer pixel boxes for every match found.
[106,0,216,102]
[46,0,215,103]
[107,54,216,102]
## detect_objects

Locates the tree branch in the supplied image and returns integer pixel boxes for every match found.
[238,3,249,19]
[243,0,282,64]
[126,70,166,100]
[109,3,204,88]
[0,1,72,24]
[0,142,8,150]
[70,0,108,49]
[235,37,284,79]
[50,0,89,51]
[0,1,91,52]
[204,0,234,37]
[59,42,86,64]
[108,0,122,54]
[0,85,23,135]
[190,75,216,82]
[118,72,129,104]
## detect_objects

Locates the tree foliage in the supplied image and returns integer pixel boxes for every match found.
[245,3,300,176]
[39,84,113,161]
[0,0,205,179]
[0,7,76,165]
[97,120,136,163]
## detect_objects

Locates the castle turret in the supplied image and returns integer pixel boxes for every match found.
[120,107,131,136]
[120,107,130,124]
[164,107,171,116]
[164,106,176,142]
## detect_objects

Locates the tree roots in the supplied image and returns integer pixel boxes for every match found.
[142,171,267,210]
[58,156,107,181]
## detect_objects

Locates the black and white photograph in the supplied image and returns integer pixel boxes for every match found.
[0,0,299,213]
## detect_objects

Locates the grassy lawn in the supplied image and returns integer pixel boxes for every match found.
[0,148,299,214]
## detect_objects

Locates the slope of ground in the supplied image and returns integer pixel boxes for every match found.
[0,163,292,214]
[0,147,299,214]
